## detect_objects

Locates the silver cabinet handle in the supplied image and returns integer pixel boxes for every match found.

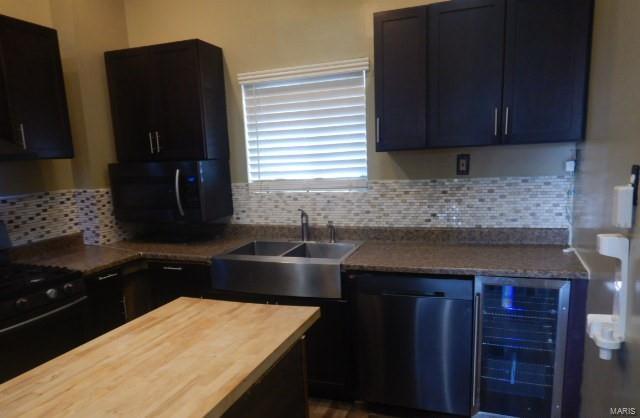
[98,272,119,281]
[18,123,27,149]
[504,106,510,135]
[175,168,185,217]
[493,108,498,137]
[155,131,161,153]
[148,132,155,154]
[472,292,481,409]
[162,266,183,271]
[375,117,380,144]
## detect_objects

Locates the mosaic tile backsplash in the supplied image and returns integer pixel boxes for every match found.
[231,176,573,229]
[0,175,572,247]
[0,189,129,246]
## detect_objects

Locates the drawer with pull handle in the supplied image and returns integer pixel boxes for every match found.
[85,261,148,338]
[85,267,126,338]
[147,261,210,307]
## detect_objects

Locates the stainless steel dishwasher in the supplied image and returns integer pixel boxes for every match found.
[354,273,473,416]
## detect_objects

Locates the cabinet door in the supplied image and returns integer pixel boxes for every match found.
[123,270,153,320]
[206,290,269,305]
[149,261,209,308]
[149,41,205,160]
[301,299,352,400]
[197,42,229,159]
[105,49,154,161]
[0,60,24,156]
[374,7,428,151]
[222,340,308,418]
[502,0,592,144]
[428,0,505,148]
[273,296,353,400]
[206,290,354,400]
[86,270,126,339]
[0,16,72,158]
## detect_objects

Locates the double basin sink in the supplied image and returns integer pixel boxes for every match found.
[212,240,361,299]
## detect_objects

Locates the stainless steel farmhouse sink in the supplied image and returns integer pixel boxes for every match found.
[282,242,356,259]
[212,240,361,299]
[227,240,299,256]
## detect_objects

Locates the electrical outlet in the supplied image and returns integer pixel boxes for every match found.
[457,154,470,175]
[565,160,576,173]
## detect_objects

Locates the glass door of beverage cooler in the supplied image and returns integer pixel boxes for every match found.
[473,276,570,418]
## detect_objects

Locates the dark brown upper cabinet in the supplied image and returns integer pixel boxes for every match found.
[502,0,593,144]
[105,39,229,162]
[0,14,73,160]
[428,0,506,148]
[374,7,428,151]
[373,0,593,151]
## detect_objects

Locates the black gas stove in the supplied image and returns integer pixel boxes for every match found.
[0,222,89,383]
[0,262,85,321]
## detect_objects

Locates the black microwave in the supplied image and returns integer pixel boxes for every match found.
[109,160,233,223]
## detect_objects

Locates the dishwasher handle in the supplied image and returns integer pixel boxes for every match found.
[380,291,445,298]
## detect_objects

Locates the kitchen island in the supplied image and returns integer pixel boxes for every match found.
[0,298,320,418]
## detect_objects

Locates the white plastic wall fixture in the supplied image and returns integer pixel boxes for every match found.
[613,184,634,228]
[587,233,630,360]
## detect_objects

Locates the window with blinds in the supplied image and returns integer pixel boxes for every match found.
[239,59,369,191]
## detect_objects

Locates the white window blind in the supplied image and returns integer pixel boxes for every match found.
[239,58,369,191]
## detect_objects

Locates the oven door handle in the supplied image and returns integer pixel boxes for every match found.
[0,296,88,336]
[175,168,185,217]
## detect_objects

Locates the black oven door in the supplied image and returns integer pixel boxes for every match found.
[0,296,90,383]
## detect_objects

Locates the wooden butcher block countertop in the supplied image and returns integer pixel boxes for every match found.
[0,298,320,418]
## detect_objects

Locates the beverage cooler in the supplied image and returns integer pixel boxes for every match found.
[473,276,571,418]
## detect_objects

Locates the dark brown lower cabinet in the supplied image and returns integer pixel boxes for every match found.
[207,290,354,400]
[275,296,353,400]
[122,271,152,321]
[86,261,210,339]
[85,262,148,338]
[222,339,309,418]
[147,261,210,308]
[85,268,126,338]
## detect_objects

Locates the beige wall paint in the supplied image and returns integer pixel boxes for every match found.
[124,0,576,183]
[0,0,580,195]
[51,0,129,190]
[572,0,640,415]
[0,0,128,195]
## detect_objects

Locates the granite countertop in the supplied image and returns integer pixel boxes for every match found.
[23,245,142,275]
[344,241,588,279]
[104,237,250,263]
[16,235,250,274]
[14,233,587,279]
[0,298,320,418]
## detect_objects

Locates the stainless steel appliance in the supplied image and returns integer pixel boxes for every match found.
[212,240,360,299]
[473,276,570,418]
[0,222,88,383]
[354,273,473,416]
[109,160,232,224]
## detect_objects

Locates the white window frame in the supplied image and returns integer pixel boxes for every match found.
[238,58,370,192]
